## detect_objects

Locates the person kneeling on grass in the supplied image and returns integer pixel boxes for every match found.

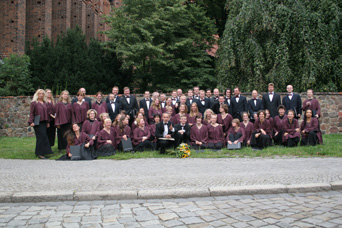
[207,114,225,150]
[227,119,245,146]
[300,109,323,146]
[250,110,272,150]
[282,110,300,147]
[95,118,116,157]
[132,117,154,152]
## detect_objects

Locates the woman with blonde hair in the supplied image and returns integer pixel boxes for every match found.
[133,117,153,151]
[203,109,214,126]
[188,102,201,126]
[72,91,89,129]
[96,118,116,157]
[55,90,72,152]
[45,89,56,148]
[28,89,53,159]
[162,97,176,116]
[82,109,101,140]
[227,119,245,145]
[173,103,189,125]
[148,98,163,123]
[114,115,132,150]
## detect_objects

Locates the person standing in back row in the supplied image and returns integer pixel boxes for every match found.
[231,87,247,122]
[120,87,139,126]
[262,83,281,118]
[282,85,302,119]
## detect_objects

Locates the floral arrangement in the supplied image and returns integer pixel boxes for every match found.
[176,143,191,158]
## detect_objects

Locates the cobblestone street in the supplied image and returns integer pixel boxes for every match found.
[1,191,342,228]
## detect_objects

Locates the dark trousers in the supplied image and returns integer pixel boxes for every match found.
[57,123,71,150]
[157,139,174,154]
[33,121,53,156]
[174,132,190,148]
[301,131,318,146]
[135,140,154,152]
[229,133,242,142]
[207,142,223,149]
[284,137,299,147]
[46,119,56,147]
[191,143,207,150]
[251,131,271,149]
[273,130,283,145]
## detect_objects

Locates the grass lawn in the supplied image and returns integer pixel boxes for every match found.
[0,134,341,160]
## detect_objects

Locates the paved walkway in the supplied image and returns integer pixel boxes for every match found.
[1,191,342,227]
[1,158,342,202]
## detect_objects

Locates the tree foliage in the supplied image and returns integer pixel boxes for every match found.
[104,0,218,92]
[218,0,341,92]
[0,54,33,96]
[26,27,128,95]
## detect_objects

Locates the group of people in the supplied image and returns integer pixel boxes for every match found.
[28,83,323,159]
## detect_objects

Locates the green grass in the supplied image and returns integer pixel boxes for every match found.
[0,134,341,160]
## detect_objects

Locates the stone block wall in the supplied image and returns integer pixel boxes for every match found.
[0,93,341,137]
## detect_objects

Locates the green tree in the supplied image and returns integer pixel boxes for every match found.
[104,0,218,92]
[218,0,341,92]
[0,54,33,96]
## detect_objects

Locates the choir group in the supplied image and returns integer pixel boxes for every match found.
[28,83,323,159]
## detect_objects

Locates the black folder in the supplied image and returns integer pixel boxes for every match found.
[70,145,82,160]
[34,115,40,126]
[227,142,241,150]
[121,138,133,152]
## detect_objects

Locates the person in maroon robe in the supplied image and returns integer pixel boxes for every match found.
[227,119,245,145]
[60,123,94,160]
[188,103,201,126]
[300,109,323,146]
[217,104,233,136]
[240,112,254,146]
[91,92,108,121]
[162,97,176,116]
[55,90,73,152]
[72,91,89,129]
[96,118,116,157]
[131,112,149,133]
[273,105,287,145]
[207,114,225,150]
[302,89,321,118]
[282,110,300,147]
[149,113,161,149]
[190,115,208,149]
[45,89,56,148]
[114,115,132,150]
[173,104,189,125]
[265,109,274,135]
[133,117,154,151]
[28,89,53,159]
[250,110,272,149]
[148,98,163,123]
[82,109,101,140]
[203,109,214,126]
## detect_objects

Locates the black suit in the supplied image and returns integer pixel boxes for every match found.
[72,97,92,109]
[196,98,211,115]
[282,93,302,119]
[210,102,225,114]
[248,98,263,121]
[139,98,152,122]
[174,123,191,147]
[231,95,248,121]
[120,95,139,124]
[185,98,195,113]
[262,92,281,118]
[155,121,175,154]
[224,97,233,115]
[107,99,120,122]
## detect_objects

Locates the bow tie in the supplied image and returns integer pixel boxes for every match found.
[172,98,175,100]
[235,95,239,98]
[164,123,168,125]
[146,99,149,101]
[288,93,293,96]
[126,96,130,98]
[269,92,273,95]
[110,101,114,104]
[201,99,204,102]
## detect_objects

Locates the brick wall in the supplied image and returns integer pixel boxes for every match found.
[0,93,341,137]
[52,0,71,42]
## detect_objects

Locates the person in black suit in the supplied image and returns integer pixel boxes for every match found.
[210,96,225,114]
[106,86,119,103]
[248,90,264,122]
[282,85,302,119]
[262,83,282,118]
[107,93,120,122]
[155,113,175,154]
[72,88,92,109]
[231,87,248,121]
[196,90,211,115]
[120,87,139,126]
[160,93,167,109]
[185,89,195,113]
[205,89,212,100]
[193,86,200,100]
[210,88,220,108]
[224,88,233,115]
[139,91,152,123]
[174,115,191,148]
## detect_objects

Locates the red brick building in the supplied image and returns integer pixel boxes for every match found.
[0,0,122,59]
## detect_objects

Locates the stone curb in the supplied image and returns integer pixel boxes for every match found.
[1,182,340,203]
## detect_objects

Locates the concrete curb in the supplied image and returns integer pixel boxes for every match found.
[1,182,340,203]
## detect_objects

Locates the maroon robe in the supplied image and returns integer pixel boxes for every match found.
[240,121,254,143]
[217,113,233,133]
[190,124,208,145]
[149,124,157,143]
[91,101,108,120]
[282,118,300,142]
[207,124,225,144]
[55,102,72,126]
[72,102,89,124]
[66,132,93,156]
[82,119,101,136]
[96,127,116,149]
[266,117,274,133]
[173,113,189,125]
[273,115,287,134]
[131,117,149,133]
[300,118,323,144]
[202,119,210,126]
[254,119,272,138]
[114,125,131,147]
[188,113,202,125]
[227,127,245,143]
[46,102,55,118]
[161,105,176,116]
[302,99,321,117]
[133,126,151,146]
[28,101,49,125]
[148,108,163,122]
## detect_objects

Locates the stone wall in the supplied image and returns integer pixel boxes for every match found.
[0,93,341,137]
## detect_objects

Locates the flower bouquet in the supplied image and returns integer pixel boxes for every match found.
[176,143,191,158]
